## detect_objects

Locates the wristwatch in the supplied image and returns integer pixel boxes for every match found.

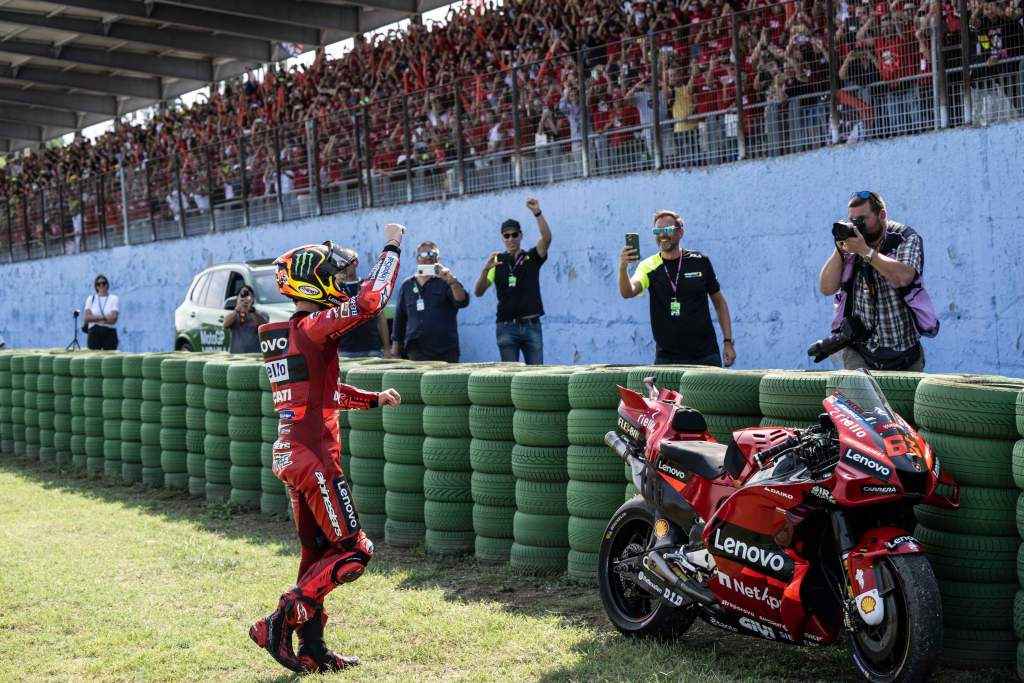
[863,247,876,264]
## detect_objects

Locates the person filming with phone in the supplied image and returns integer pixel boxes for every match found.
[83,274,119,350]
[813,190,938,371]
[618,210,735,367]
[391,240,470,362]
[223,285,267,354]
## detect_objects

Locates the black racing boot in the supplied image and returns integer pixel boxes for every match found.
[296,607,361,672]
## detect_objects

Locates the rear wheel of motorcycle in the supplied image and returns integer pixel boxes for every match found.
[597,498,695,639]
[847,554,942,683]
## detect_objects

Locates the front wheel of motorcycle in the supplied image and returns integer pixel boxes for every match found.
[847,554,942,683]
[597,496,696,639]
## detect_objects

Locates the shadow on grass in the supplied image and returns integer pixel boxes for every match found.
[2,455,1016,683]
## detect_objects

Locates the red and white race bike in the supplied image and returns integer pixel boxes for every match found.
[600,370,959,682]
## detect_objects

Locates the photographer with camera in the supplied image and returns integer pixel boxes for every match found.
[82,274,119,350]
[223,285,267,354]
[391,241,469,362]
[814,190,938,370]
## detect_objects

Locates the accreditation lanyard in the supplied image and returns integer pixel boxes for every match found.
[664,258,683,317]
[413,283,425,311]
[507,251,526,289]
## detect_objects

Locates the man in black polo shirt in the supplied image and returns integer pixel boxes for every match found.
[335,248,392,358]
[390,240,470,362]
[473,197,552,365]
[618,209,736,367]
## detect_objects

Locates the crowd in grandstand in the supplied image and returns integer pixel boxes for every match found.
[0,0,1021,251]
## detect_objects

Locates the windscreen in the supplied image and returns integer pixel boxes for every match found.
[252,269,291,304]
[829,370,909,447]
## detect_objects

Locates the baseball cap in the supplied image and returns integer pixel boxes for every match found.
[501,219,521,232]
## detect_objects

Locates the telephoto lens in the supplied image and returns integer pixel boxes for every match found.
[807,316,869,363]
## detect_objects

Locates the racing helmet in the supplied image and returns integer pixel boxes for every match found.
[274,241,355,308]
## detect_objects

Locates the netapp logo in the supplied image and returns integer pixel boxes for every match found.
[717,572,782,610]
[657,460,687,481]
[844,449,892,478]
[712,528,793,580]
[861,484,898,496]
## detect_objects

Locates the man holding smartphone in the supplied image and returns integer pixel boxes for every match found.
[618,209,735,367]
[391,240,470,362]
[473,197,552,365]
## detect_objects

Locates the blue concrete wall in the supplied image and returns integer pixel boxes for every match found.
[2,121,1022,376]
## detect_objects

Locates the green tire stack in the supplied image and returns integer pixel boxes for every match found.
[51,355,74,466]
[184,356,211,496]
[36,354,57,464]
[1015,390,1024,678]
[679,369,764,444]
[69,355,88,470]
[158,357,190,490]
[21,353,40,459]
[9,353,29,456]
[83,353,107,477]
[510,369,574,574]
[623,366,690,499]
[139,354,170,486]
[100,354,124,478]
[345,364,399,540]
[226,361,264,509]
[758,371,829,430]
[422,368,476,556]
[0,352,12,453]
[565,368,632,583]
[468,368,532,563]
[119,354,145,483]
[259,360,289,515]
[381,366,433,548]
[910,376,1024,668]
[203,359,232,502]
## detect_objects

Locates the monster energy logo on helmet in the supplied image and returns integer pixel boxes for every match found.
[292,250,318,279]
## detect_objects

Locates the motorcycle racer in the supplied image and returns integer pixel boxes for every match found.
[249,224,405,673]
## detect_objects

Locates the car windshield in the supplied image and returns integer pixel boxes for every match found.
[252,269,290,304]
[830,370,902,435]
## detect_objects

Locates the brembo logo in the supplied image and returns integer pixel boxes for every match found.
[844,449,892,478]
[712,528,793,580]
[717,572,782,610]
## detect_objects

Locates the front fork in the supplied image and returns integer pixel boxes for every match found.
[831,510,886,629]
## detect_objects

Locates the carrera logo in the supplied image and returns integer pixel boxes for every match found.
[712,527,794,581]
[272,388,292,403]
[861,484,899,496]
[717,572,782,610]
[265,359,290,383]
[810,485,836,504]
[763,487,794,501]
[844,448,892,479]
[657,460,687,481]
[297,284,321,297]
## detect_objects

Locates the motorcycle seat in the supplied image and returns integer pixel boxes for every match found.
[658,440,728,480]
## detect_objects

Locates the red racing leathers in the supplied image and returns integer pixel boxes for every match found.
[258,244,400,611]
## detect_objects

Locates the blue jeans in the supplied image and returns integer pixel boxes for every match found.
[654,349,722,367]
[496,319,543,365]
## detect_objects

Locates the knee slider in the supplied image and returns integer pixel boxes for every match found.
[329,532,374,585]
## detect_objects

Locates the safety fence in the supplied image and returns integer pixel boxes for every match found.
[0,0,1022,263]
[0,350,1023,669]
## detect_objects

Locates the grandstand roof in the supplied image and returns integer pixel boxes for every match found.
[0,0,450,153]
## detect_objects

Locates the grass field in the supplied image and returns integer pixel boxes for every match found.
[0,457,1013,683]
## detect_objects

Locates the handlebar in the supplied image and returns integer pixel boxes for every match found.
[752,436,800,470]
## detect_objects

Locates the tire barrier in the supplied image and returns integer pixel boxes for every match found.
[910,375,1024,669]
[3,347,1024,659]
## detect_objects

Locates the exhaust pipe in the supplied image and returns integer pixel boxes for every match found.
[605,431,645,494]
[605,431,632,461]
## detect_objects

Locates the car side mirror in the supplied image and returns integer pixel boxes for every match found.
[224,296,237,310]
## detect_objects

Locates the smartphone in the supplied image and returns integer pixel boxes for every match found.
[625,233,640,259]
[416,264,440,277]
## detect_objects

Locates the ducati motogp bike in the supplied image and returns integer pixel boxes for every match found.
[599,370,959,682]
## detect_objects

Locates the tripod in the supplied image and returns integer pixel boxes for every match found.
[66,309,82,351]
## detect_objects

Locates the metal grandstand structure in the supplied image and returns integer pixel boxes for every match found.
[0,0,448,152]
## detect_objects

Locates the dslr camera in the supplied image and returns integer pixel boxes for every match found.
[832,216,866,241]
[807,315,869,363]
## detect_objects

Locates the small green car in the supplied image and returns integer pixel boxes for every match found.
[173,258,393,352]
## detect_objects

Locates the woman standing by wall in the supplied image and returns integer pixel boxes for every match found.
[83,274,119,350]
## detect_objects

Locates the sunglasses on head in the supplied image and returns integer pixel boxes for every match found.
[652,226,676,236]
[418,250,439,258]
[850,190,875,200]
[502,232,521,239]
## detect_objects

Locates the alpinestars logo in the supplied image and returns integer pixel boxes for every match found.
[712,526,794,580]
[843,448,892,478]
[371,252,398,292]
[292,250,317,278]
[314,471,344,537]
